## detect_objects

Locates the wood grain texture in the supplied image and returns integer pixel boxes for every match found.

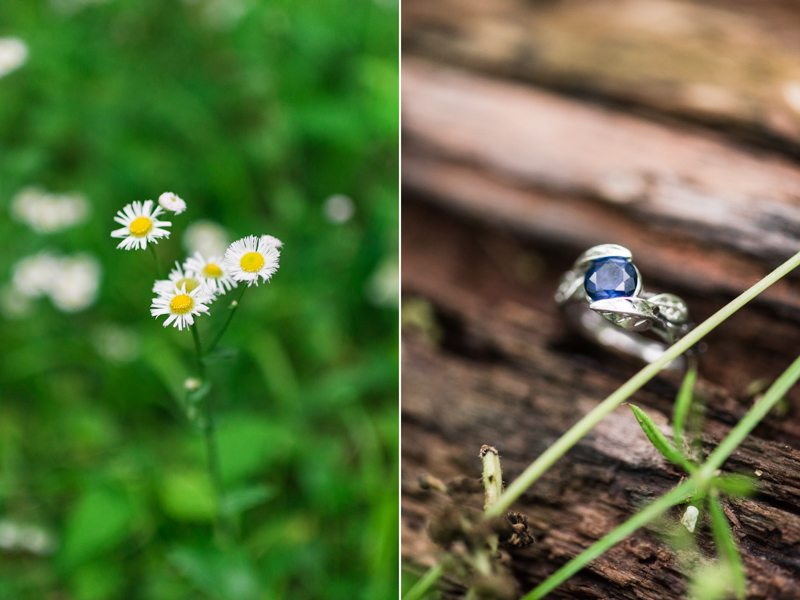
[403,0,800,149]
[403,59,800,263]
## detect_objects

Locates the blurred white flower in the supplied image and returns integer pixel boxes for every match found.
[158,191,187,214]
[11,187,90,234]
[183,220,229,258]
[8,251,101,315]
[0,520,56,556]
[323,194,355,224]
[49,254,101,312]
[184,251,237,294]
[12,251,61,298]
[364,259,399,308]
[92,324,140,364]
[150,282,214,330]
[223,235,281,287]
[0,38,28,79]
[111,200,171,250]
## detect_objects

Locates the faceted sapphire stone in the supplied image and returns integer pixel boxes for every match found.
[584,257,637,301]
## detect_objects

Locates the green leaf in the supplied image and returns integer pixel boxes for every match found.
[672,364,697,446]
[158,472,216,522]
[70,560,124,600]
[708,493,747,598]
[249,333,300,406]
[216,415,296,484]
[629,404,696,473]
[715,473,758,498]
[201,346,238,365]
[60,488,137,568]
[220,484,275,517]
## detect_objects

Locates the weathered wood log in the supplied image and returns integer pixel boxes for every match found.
[403,59,800,265]
[401,201,800,598]
[402,0,800,151]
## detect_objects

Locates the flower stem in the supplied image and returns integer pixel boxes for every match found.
[149,243,165,279]
[189,322,233,542]
[207,284,248,355]
[190,322,205,380]
[203,386,233,542]
[486,249,800,518]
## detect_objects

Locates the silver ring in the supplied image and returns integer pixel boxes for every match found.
[555,244,694,371]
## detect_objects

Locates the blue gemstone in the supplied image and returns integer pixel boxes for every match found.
[584,257,637,301]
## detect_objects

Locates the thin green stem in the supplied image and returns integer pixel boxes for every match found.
[403,563,445,600]
[486,250,800,518]
[207,284,248,355]
[190,322,205,381]
[523,351,800,599]
[203,388,233,542]
[189,323,233,542]
[523,479,695,600]
[149,243,165,279]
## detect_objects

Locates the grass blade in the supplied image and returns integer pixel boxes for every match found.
[402,563,444,600]
[708,491,746,598]
[672,361,697,446]
[629,404,696,473]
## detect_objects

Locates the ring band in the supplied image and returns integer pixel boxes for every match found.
[555,244,694,371]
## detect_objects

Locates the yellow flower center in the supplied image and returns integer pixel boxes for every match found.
[129,216,153,237]
[202,263,223,278]
[169,294,194,315]
[175,277,200,293]
[240,252,265,273]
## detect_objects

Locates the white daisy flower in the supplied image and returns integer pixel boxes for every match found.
[150,282,214,330]
[183,220,229,257]
[223,235,282,287]
[260,234,283,248]
[183,252,237,294]
[111,200,171,250]
[158,192,187,215]
[152,261,213,299]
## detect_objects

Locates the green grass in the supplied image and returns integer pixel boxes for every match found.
[0,1,398,599]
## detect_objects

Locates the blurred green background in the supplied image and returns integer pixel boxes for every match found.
[0,1,398,599]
